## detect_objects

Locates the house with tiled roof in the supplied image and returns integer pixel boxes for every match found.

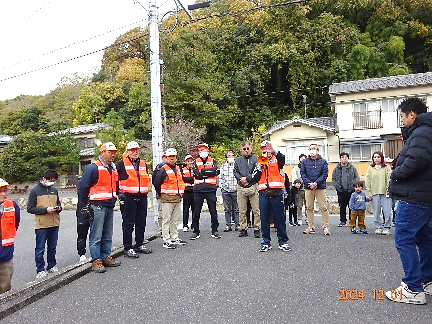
[329,72,432,163]
[263,116,339,165]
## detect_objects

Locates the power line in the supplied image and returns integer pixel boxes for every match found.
[1,19,147,71]
[7,1,52,31]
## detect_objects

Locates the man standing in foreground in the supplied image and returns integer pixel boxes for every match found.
[78,142,121,273]
[117,141,152,258]
[0,178,20,293]
[386,97,432,304]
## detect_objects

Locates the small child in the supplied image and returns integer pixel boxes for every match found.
[288,180,302,226]
[349,181,371,234]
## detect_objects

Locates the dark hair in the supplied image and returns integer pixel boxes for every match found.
[353,181,364,188]
[340,152,349,158]
[225,150,234,158]
[299,154,307,161]
[293,179,302,185]
[398,97,427,115]
[370,151,385,167]
[43,169,59,181]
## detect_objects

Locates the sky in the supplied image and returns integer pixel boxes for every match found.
[0,0,195,100]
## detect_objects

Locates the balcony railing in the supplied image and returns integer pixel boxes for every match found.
[352,110,382,129]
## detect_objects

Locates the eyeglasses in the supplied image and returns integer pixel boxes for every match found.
[242,147,251,151]
[262,151,267,154]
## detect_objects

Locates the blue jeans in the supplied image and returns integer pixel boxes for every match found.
[221,189,239,226]
[259,191,288,246]
[89,205,114,261]
[35,227,59,273]
[372,194,392,229]
[395,201,432,291]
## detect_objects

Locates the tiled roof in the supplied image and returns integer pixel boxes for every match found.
[80,148,95,157]
[329,72,432,94]
[264,116,336,135]
[48,123,110,136]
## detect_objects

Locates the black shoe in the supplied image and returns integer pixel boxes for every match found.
[338,222,347,227]
[211,231,221,239]
[124,249,139,258]
[254,230,260,238]
[238,229,248,237]
[190,233,200,240]
[223,225,232,232]
[135,245,152,254]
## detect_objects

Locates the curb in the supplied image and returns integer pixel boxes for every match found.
[0,243,125,320]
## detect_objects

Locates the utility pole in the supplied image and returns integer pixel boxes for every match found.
[302,94,307,119]
[149,0,163,223]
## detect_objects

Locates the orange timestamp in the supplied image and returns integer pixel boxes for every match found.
[338,289,403,301]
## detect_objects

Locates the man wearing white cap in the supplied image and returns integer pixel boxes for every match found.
[181,154,195,231]
[116,141,152,258]
[78,142,121,272]
[190,143,221,240]
[0,178,20,293]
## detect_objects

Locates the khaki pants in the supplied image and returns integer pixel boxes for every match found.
[161,202,181,243]
[237,184,260,231]
[296,189,306,221]
[0,259,13,294]
[305,189,329,229]
[350,210,366,230]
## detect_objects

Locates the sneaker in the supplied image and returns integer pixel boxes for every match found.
[36,270,48,279]
[303,227,316,234]
[234,226,240,231]
[223,225,232,232]
[211,231,221,239]
[254,230,261,238]
[47,266,59,273]
[297,220,303,226]
[278,244,292,252]
[422,282,432,295]
[351,229,358,234]
[338,222,347,227]
[238,229,248,237]
[288,222,294,226]
[190,233,200,240]
[183,226,189,232]
[293,223,300,226]
[259,245,272,252]
[124,249,139,258]
[358,229,368,234]
[323,227,331,235]
[91,259,106,273]
[172,238,187,245]
[143,239,149,244]
[163,242,176,249]
[385,282,426,305]
[135,245,152,254]
[375,228,383,235]
[103,256,121,267]
[79,255,87,263]
[382,228,391,235]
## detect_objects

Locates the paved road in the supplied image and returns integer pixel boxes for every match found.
[2,211,430,323]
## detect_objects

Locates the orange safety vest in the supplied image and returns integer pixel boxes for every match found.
[119,158,150,194]
[194,157,217,185]
[89,160,118,200]
[161,164,185,196]
[1,200,16,246]
[258,156,285,190]
[182,167,194,188]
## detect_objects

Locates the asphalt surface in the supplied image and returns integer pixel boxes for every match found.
[2,210,431,323]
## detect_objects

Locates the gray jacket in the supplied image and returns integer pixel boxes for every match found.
[233,155,258,188]
[332,162,359,192]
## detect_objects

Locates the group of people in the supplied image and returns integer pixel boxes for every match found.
[0,98,430,305]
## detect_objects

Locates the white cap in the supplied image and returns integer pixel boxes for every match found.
[184,154,194,161]
[126,141,140,150]
[260,140,271,148]
[198,143,209,149]
[0,178,10,187]
[100,142,118,152]
[165,148,178,157]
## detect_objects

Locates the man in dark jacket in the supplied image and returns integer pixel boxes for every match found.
[300,144,330,235]
[233,141,260,238]
[332,152,360,227]
[386,97,432,305]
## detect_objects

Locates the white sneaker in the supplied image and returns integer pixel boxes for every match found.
[183,226,188,232]
[36,270,48,279]
[79,255,87,263]
[297,220,303,226]
[423,281,432,295]
[382,228,391,235]
[375,228,383,234]
[47,266,59,273]
[385,282,426,304]
[323,227,331,235]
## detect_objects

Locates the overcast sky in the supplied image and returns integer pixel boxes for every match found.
[0,0,194,100]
